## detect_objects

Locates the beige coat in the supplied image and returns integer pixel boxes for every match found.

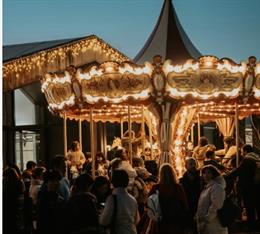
[66,150,86,169]
[193,146,208,169]
[196,176,228,234]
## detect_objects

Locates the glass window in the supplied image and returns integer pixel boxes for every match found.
[15,89,36,126]
[15,130,39,170]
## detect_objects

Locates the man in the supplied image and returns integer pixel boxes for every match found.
[100,169,140,234]
[227,144,260,230]
[51,155,70,202]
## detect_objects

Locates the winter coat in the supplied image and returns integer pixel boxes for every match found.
[149,183,192,234]
[196,176,228,234]
[99,187,139,234]
[66,150,86,168]
[227,152,259,192]
[65,192,99,234]
[180,170,203,217]
[37,191,65,234]
[193,146,208,168]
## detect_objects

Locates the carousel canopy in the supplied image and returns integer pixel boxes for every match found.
[134,0,201,64]
[41,55,260,115]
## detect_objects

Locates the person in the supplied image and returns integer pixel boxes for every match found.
[196,165,227,234]
[132,157,154,181]
[91,176,112,213]
[99,169,140,234]
[29,167,46,205]
[216,136,237,169]
[95,152,109,177]
[24,161,37,176]
[29,167,46,232]
[82,152,92,175]
[110,148,137,191]
[3,167,25,234]
[186,141,194,158]
[149,163,192,234]
[204,150,225,172]
[51,155,70,202]
[193,137,210,168]
[180,158,203,234]
[226,144,260,230]
[65,174,99,234]
[22,160,37,202]
[66,141,86,179]
[37,170,66,234]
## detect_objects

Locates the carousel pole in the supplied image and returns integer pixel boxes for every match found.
[120,118,124,138]
[191,123,194,143]
[90,109,95,179]
[197,114,201,144]
[103,122,107,159]
[235,103,240,168]
[100,122,104,153]
[148,120,154,159]
[141,105,145,153]
[128,105,133,164]
[63,113,68,179]
[78,119,82,151]
[63,113,68,156]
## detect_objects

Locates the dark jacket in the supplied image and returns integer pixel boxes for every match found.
[65,192,99,234]
[149,183,192,234]
[180,170,203,216]
[227,152,259,192]
[37,191,65,234]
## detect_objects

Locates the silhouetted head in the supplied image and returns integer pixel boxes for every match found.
[111,169,129,188]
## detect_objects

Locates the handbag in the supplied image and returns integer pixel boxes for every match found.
[217,194,241,227]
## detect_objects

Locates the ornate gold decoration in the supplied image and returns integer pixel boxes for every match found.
[41,61,153,112]
[164,57,244,99]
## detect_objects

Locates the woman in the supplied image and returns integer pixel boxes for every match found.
[65,174,99,234]
[148,163,192,234]
[95,152,109,177]
[196,165,228,234]
[110,148,137,191]
[66,141,86,179]
[3,167,25,234]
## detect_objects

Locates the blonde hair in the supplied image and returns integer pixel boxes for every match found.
[159,163,178,185]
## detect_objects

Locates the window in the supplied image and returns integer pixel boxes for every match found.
[15,89,36,126]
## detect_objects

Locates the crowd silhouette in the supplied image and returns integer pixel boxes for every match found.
[3,138,260,234]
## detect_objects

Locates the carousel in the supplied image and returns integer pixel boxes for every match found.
[41,55,260,176]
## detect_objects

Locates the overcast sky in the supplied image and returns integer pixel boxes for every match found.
[3,0,260,62]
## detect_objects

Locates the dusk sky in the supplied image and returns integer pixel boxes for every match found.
[3,0,260,63]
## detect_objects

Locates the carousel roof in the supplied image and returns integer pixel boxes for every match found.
[134,0,201,64]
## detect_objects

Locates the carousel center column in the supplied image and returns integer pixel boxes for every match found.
[151,55,176,165]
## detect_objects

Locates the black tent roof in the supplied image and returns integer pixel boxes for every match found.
[3,36,86,62]
[134,0,201,64]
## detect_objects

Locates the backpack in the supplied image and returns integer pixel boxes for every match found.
[217,194,241,227]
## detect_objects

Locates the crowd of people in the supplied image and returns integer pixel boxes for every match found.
[3,138,260,234]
